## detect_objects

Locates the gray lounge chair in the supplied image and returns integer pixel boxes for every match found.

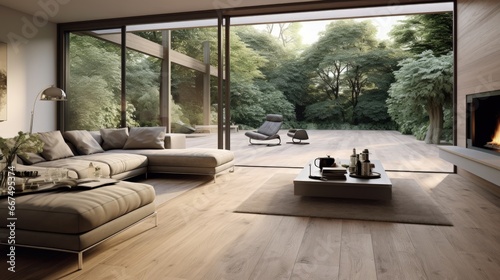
[244,114,283,145]
[287,129,309,144]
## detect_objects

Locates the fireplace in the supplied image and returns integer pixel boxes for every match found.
[467,90,500,156]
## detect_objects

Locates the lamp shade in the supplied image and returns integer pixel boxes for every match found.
[30,86,67,134]
[40,86,67,101]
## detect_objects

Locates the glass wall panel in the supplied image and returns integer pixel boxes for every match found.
[65,30,123,131]
[126,22,220,147]
[125,46,161,127]
[170,26,219,137]
[62,20,223,148]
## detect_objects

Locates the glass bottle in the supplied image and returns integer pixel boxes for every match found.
[356,154,362,175]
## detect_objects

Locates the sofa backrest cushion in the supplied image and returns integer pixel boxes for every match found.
[123,127,166,149]
[256,114,283,136]
[63,130,105,155]
[100,128,129,150]
[38,131,75,161]
[89,131,103,145]
[18,153,46,165]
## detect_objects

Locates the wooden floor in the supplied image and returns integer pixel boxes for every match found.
[2,131,500,279]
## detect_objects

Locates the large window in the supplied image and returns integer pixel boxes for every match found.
[63,19,224,148]
[65,30,124,130]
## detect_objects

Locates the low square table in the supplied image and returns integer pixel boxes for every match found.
[293,159,392,200]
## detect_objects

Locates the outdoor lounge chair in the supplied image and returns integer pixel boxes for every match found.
[245,114,283,145]
[287,129,309,144]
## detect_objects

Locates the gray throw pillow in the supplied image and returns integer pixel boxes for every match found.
[123,127,166,149]
[38,131,75,161]
[63,130,104,155]
[100,128,129,150]
[89,131,102,145]
[18,153,46,165]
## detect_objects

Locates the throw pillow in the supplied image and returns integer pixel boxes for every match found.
[89,131,102,145]
[63,130,104,155]
[123,127,166,149]
[38,131,75,161]
[18,153,46,165]
[100,128,129,150]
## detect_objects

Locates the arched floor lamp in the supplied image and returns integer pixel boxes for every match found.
[29,86,67,134]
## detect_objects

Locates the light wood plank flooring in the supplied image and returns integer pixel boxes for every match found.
[1,130,499,279]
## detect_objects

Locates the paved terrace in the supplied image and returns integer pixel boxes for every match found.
[186,129,454,173]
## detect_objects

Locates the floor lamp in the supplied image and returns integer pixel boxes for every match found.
[29,86,67,134]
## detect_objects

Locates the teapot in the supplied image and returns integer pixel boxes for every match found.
[314,155,335,170]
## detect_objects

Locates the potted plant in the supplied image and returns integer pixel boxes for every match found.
[0,131,44,191]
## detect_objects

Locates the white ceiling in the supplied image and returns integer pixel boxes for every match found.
[0,0,317,23]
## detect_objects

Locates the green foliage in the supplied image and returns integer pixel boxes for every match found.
[126,50,161,126]
[230,80,294,128]
[67,34,133,130]
[300,20,401,127]
[387,51,453,142]
[354,90,394,125]
[264,23,303,50]
[390,13,453,56]
[0,132,44,170]
[235,26,291,78]
[65,14,453,135]
[304,99,344,123]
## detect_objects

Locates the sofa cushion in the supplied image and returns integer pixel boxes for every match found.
[0,181,155,234]
[38,131,74,161]
[107,148,234,168]
[124,127,166,149]
[89,131,103,145]
[100,128,129,150]
[64,130,104,155]
[18,153,46,165]
[33,158,111,179]
[74,153,148,176]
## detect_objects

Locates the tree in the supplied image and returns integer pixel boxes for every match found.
[271,59,314,121]
[302,20,398,125]
[68,34,138,130]
[387,51,453,144]
[235,26,291,79]
[265,23,303,49]
[231,26,297,127]
[126,50,161,126]
[390,13,453,56]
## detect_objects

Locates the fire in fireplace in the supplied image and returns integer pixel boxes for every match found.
[485,119,500,150]
[467,90,500,155]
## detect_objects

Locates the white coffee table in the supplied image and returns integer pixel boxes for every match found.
[293,159,392,200]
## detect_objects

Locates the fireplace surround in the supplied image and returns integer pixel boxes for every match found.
[466,90,500,156]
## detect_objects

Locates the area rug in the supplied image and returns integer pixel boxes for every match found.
[135,174,213,206]
[235,173,452,226]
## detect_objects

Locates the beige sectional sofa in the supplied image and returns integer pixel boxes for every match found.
[17,127,235,180]
[0,127,234,270]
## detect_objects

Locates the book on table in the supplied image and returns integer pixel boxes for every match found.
[50,178,119,190]
[321,167,347,180]
[1,178,119,198]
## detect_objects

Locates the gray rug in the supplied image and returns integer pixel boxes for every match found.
[135,174,213,206]
[235,173,452,226]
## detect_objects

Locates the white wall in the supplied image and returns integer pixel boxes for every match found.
[0,5,57,137]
